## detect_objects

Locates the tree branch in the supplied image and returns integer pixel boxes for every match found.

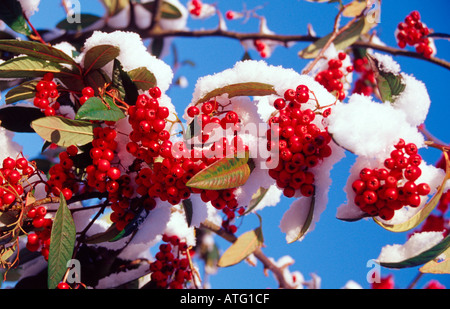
[200,219,295,289]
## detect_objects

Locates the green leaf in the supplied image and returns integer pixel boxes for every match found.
[56,14,102,31]
[420,247,450,274]
[47,193,76,289]
[196,82,277,104]
[0,56,80,79]
[0,39,79,67]
[374,152,450,233]
[186,151,252,190]
[112,59,138,105]
[127,67,157,91]
[75,96,125,122]
[5,80,38,104]
[141,1,183,19]
[218,227,264,267]
[0,105,45,132]
[83,45,120,75]
[367,54,406,103]
[31,116,96,147]
[287,194,315,244]
[379,233,450,269]
[0,0,32,36]
[299,17,367,59]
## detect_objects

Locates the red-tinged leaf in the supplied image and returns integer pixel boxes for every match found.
[47,193,76,289]
[186,151,252,190]
[83,45,120,75]
[0,39,79,67]
[0,56,80,79]
[374,151,450,232]
[379,233,450,269]
[127,67,157,91]
[196,82,277,104]
[31,116,96,147]
[218,225,264,268]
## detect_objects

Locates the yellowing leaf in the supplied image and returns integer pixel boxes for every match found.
[186,152,252,190]
[196,82,276,105]
[420,247,450,274]
[218,227,264,267]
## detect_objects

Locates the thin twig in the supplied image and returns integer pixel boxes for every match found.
[200,219,295,289]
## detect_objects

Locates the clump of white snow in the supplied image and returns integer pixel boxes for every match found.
[377,231,444,263]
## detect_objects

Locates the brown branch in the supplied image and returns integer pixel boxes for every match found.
[47,25,450,71]
[200,219,295,289]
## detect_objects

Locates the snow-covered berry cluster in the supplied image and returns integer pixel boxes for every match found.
[351,139,431,220]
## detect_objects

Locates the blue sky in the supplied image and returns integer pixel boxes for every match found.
[10,0,450,289]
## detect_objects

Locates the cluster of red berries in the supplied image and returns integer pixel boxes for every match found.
[266,84,333,198]
[46,145,79,200]
[314,52,352,101]
[26,206,53,260]
[396,11,434,58]
[352,139,431,220]
[189,0,203,16]
[186,100,248,233]
[351,57,376,97]
[83,124,136,231]
[33,73,60,116]
[0,156,34,210]
[149,234,193,289]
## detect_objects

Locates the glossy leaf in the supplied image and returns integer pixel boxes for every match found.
[196,82,277,104]
[0,0,32,36]
[0,105,45,132]
[186,152,252,190]
[342,0,367,17]
[75,96,125,121]
[218,227,264,267]
[5,80,38,104]
[299,17,367,59]
[47,193,76,289]
[420,247,450,274]
[56,14,102,31]
[379,234,450,269]
[0,39,79,67]
[374,152,450,232]
[0,56,80,79]
[182,199,193,227]
[83,45,120,75]
[128,67,157,91]
[31,116,96,147]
